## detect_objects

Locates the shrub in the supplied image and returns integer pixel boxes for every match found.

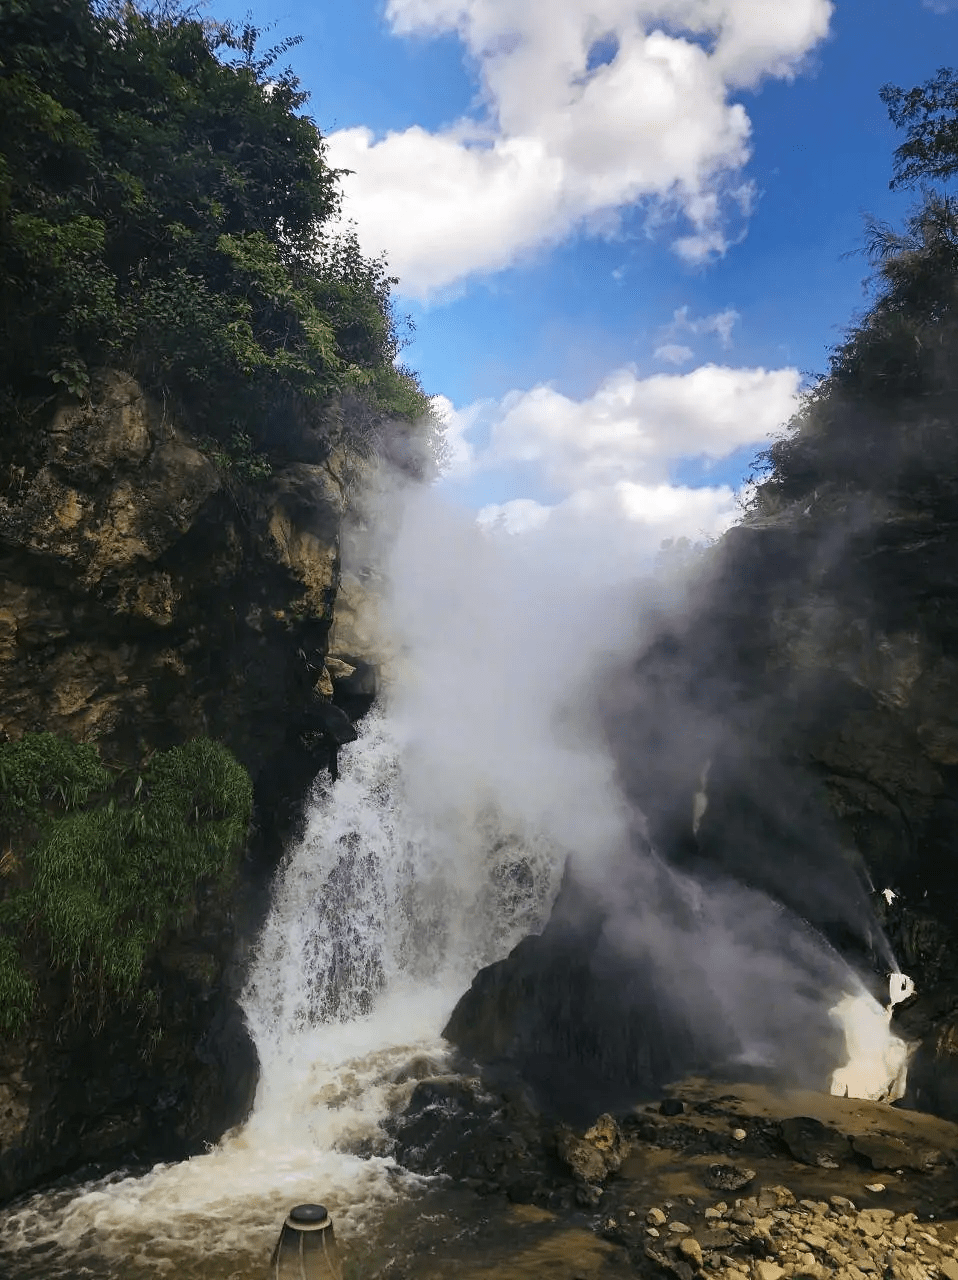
[0,732,252,1029]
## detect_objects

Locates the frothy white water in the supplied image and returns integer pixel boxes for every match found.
[0,477,922,1275]
[246,710,560,1065]
[0,710,565,1277]
[829,972,916,1103]
[242,707,564,1153]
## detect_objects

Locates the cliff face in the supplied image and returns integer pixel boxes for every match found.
[0,370,374,1199]
[447,486,958,1122]
[0,370,371,803]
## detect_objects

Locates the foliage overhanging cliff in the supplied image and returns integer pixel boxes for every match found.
[0,0,443,475]
[755,66,958,513]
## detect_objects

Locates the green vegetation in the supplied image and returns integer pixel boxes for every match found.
[0,732,252,1033]
[754,69,958,513]
[0,0,443,474]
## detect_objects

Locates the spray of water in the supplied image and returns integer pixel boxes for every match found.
[0,707,565,1278]
[0,484,915,1277]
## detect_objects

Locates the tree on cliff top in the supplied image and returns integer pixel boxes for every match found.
[881,66,958,192]
[0,0,438,470]
[754,68,958,511]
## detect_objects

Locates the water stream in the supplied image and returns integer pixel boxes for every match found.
[0,709,565,1278]
[0,701,912,1278]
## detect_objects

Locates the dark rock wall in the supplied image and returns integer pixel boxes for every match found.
[447,489,958,1121]
[0,371,375,1200]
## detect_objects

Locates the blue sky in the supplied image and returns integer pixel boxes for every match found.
[215,0,958,555]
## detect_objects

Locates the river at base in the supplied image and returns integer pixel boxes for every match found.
[0,1013,453,1279]
[0,707,914,1278]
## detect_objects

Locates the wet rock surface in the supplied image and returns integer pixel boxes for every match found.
[0,370,373,824]
[389,1075,958,1278]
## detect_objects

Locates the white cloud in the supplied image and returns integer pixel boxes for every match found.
[479,480,738,540]
[654,343,695,365]
[445,358,799,568]
[325,0,834,296]
[476,480,740,579]
[664,304,741,347]
[477,496,553,533]
[476,362,799,489]
[430,393,481,474]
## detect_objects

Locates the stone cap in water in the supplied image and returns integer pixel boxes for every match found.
[287,1204,331,1230]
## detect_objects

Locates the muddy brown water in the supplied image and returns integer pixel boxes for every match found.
[3,1077,958,1279]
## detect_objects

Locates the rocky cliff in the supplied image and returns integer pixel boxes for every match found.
[0,370,375,1199]
[446,483,958,1123]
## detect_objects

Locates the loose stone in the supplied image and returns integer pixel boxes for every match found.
[679,1236,704,1267]
[752,1261,785,1280]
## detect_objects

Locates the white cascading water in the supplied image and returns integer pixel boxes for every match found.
[0,708,566,1278]
[0,489,917,1278]
[0,707,914,1278]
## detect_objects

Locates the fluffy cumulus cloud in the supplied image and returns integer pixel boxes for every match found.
[477,480,740,572]
[445,359,800,563]
[326,0,833,295]
[468,362,799,486]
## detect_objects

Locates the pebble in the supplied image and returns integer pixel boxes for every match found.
[752,1262,785,1280]
[635,1179,954,1280]
[830,1195,855,1211]
[733,1128,747,1141]
[864,1183,885,1193]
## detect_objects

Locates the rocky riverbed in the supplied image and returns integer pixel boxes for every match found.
[3,1067,957,1280]
[382,1074,958,1280]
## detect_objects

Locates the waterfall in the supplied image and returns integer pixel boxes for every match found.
[0,489,918,1278]
[241,705,565,1137]
[0,707,565,1279]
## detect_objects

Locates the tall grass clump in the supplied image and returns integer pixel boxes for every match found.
[0,733,252,1031]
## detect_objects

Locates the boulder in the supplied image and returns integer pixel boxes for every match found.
[779,1117,851,1168]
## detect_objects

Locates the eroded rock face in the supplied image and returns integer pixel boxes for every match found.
[0,371,374,1199]
[0,372,357,771]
